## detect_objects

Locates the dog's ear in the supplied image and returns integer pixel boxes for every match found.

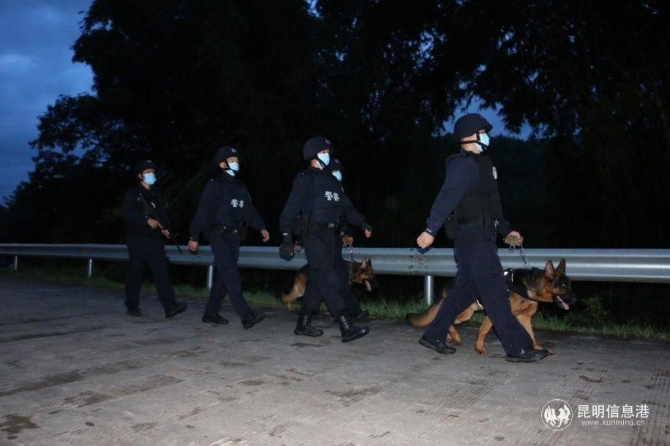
[557,258,566,273]
[361,258,369,268]
[544,260,555,276]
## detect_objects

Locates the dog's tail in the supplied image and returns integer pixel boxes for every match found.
[406,297,445,328]
[406,284,450,328]
[280,271,308,305]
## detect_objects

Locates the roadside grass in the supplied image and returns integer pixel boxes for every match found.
[2,265,668,342]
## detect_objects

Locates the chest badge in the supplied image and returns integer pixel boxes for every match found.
[492,166,498,180]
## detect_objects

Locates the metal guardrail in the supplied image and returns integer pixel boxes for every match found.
[1,244,669,304]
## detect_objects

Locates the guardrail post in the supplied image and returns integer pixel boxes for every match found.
[207,265,214,290]
[423,274,434,306]
[13,256,18,271]
[87,259,93,278]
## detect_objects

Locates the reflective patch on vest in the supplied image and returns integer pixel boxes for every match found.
[492,166,497,180]
[324,191,340,201]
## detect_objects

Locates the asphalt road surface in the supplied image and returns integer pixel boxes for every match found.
[0,277,668,445]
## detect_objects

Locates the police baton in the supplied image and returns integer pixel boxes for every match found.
[156,222,184,255]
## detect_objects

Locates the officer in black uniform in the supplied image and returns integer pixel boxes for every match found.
[416,114,549,362]
[279,137,372,342]
[121,160,187,318]
[188,146,270,329]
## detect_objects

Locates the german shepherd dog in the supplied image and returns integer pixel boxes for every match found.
[280,258,377,311]
[406,259,577,354]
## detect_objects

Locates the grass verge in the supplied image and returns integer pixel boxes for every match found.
[1,265,668,342]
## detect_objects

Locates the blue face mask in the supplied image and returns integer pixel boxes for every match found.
[317,152,330,167]
[476,133,490,152]
[143,172,156,185]
[224,161,239,176]
[332,171,342,182]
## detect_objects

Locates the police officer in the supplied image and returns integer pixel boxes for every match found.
[122,160,187,318]
[416,114,549,362]
[279,137,372,342]
[188,146,270,329]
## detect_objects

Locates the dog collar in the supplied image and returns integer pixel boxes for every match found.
[504,268,532,301]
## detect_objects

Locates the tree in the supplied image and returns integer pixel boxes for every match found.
[465,0,670,246]
[11,0,670,248]
[18,0,325,242]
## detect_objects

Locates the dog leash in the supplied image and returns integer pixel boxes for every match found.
[342,235,356,281]
[508,243,529,266]
[503,233,528,266]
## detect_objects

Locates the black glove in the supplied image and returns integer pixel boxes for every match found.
[279,236,294,261]
[361,223,373,233]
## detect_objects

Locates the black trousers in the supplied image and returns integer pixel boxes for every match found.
[125,236,177,311]
[205,232,253,321]
[299,225,345,318]
[423,226,533,355]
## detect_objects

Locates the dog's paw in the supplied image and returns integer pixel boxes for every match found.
[446,335,462,345]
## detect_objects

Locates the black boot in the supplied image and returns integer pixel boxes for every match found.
[337,314,369,343]
[294,314,323,337]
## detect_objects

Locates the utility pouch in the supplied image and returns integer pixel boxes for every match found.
[213,223,246,240]
[444,215,458,240]
[482,217,499,241]
[292,213,310,237]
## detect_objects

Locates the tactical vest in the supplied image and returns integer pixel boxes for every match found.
[136,187,164,220]
[449,153,504,235]
[210,176,248,228]
[310,171,344,224]
[128,186,167,238]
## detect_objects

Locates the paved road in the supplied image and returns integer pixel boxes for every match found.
[0,277,668,446]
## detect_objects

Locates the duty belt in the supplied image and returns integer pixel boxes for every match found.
[313,221,338,229]
[456,217,499,227]
[213,224,244,235]
[456,217,483,225]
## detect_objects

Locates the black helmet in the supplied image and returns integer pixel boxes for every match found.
[453,113,492,140]
[214,146,239,165]
[303,136,332,160]
[133,160,156,176]
[328,158,344,172]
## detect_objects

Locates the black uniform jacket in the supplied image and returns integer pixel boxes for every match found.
[279,167,365,236]
[425,150,511,237]
[122,184,170,238]
[189,173,266,240]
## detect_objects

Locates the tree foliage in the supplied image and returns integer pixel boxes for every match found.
[7,0,669,248]
[468,0,670,246]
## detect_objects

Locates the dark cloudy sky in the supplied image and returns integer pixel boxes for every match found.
[0,0,94,204]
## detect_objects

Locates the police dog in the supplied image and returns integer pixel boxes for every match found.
[406,259,577,354]
[280,258,377,311]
